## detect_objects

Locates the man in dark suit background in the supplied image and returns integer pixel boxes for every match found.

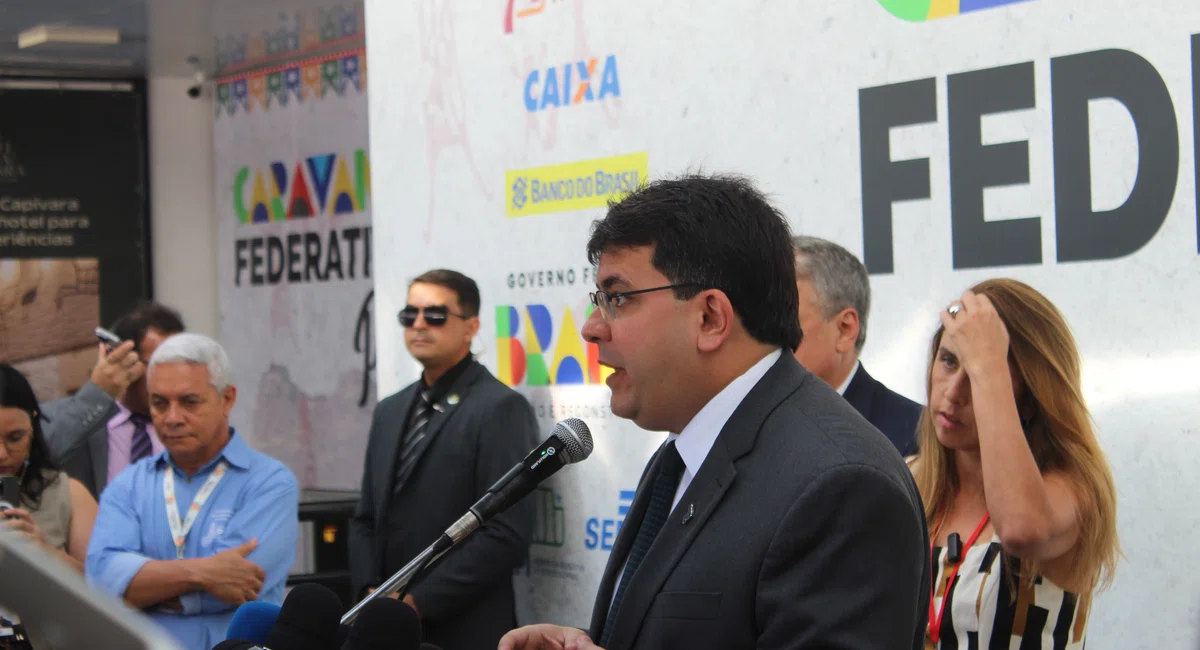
[501,175,929,650]
[349,269,538,650]
[791,235,922,456]
[41,301,185,498]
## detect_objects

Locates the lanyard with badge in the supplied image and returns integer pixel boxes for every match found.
[163,461,229,559]
[928,512,991,646]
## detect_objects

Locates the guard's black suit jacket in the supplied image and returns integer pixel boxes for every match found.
[587,353,930,650]
[843,363,923,457]
[349,359,538,650]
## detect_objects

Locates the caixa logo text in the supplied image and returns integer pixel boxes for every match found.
[524,55,621,113]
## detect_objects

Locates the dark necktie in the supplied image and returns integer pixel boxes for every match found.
[393,388,435,495]
[600,440,685,647]
[130,414,153,463]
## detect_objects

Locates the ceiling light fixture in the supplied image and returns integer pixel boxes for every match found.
[17,25,121,49]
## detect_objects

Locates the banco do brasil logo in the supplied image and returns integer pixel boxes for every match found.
[511,177,529,210]
[505,153,647,218]
[877,0,1034,21]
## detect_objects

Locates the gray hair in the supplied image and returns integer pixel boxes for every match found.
[792,235,871,351]
[147,333,232,391]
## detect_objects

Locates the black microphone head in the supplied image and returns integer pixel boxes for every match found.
[210,641,259,650]
[345,598,421,650]
[552,418,593,463]
[264,583,345,650]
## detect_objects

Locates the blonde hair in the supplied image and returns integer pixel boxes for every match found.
[912,278,1119,597]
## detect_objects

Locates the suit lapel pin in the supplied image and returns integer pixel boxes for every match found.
[682,503,694,525]
[447,393,460,406]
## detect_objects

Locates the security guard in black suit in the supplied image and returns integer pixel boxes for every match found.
[349,269,538,650]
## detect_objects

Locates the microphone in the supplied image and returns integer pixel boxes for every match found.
[343,598,421,650]
[262,583,344,650]
[342,419,593,624]
[226,602,280,644]
[460,418,594,533]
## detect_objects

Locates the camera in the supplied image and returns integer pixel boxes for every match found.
[187,70,206,99]
[186,57,207,99]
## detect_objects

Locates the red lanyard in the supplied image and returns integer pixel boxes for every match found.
[928,512,990,646]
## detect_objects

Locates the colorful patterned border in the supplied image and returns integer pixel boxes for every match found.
[214,5,364,74]
[213,5,365,117]
[215,49,366,117]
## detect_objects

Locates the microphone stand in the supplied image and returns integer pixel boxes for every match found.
[340,421,593,625]
[341,511,480,624]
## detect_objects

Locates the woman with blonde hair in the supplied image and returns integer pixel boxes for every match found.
[911,279,1118,649]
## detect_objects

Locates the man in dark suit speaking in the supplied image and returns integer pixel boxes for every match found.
[349,269,538,650]
[501,175,929,650]
[791,235,923,456]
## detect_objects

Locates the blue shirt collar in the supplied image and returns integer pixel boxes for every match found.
[155,427,252,473]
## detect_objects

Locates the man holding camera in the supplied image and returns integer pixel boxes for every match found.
[41,301,185,498]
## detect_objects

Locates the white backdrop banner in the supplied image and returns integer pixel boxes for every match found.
[214,0,375,489]
[366,0,1200,646]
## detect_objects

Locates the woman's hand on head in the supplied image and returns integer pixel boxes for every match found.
[940,291,1011,380]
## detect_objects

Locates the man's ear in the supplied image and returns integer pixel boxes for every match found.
[696,290,736,353]
[833,308,860,354]
[222,385,238,417]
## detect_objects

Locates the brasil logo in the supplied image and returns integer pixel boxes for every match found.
[877,0,1033,21]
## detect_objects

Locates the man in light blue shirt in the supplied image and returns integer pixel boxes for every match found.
[86,333,299,650]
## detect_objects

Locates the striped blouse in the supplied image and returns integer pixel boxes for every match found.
[928,536,1089,649]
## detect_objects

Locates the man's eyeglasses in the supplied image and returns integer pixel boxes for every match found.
[398,305,469,328]
[588,283,699,321]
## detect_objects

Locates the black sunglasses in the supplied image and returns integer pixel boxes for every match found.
[398,305,469,328]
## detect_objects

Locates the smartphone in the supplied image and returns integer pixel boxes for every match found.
[94,326,122,349]
[0,476,19,509]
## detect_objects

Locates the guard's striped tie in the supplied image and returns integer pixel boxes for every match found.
[393,389,434,494]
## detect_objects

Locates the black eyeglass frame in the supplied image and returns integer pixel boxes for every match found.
[588,283,700,321]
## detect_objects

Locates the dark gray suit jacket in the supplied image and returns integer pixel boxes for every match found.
[348,360,538,650]
[40,380,119,499]
[588,353,930,650]
[843,364,923,457]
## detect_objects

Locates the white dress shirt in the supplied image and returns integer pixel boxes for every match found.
[667,348,782,511]
[835,360,860,397]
